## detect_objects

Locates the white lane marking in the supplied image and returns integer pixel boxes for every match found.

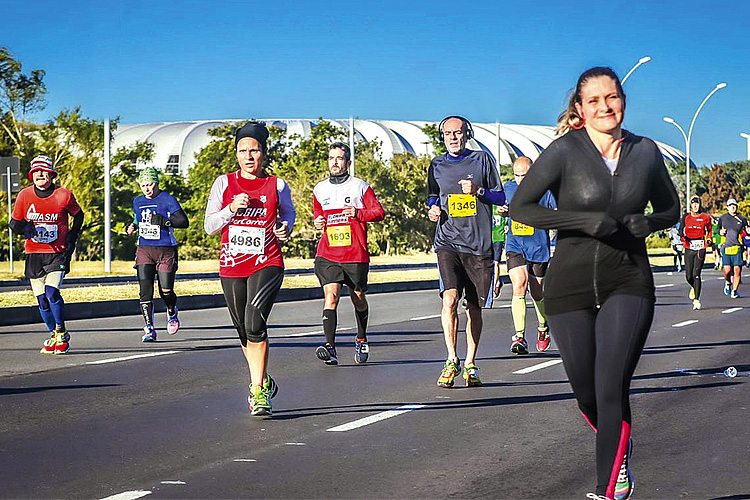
[100,491,152,500]
[86,351,179,365]
[159,481,185,485]
[327,404,426,432]
[512,359,563,374]
[276,327,352,338]
[285,442,306,446]
[233,459,257,462]
[722,307,742,314]
[672,320,699,328]
[497,304,512,308]
[655,284,674,288]
[410,314,440,321]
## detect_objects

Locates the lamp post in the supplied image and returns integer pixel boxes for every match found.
[740,132,750,160]
[663,82,727,209]
[621,56,652,84]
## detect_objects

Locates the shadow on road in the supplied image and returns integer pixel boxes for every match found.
[0,383,120,396]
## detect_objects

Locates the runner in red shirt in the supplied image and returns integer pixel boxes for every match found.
[204,122,295,417]
[312,142,385,366]
[680,196,712,310]
[10,155,84,354]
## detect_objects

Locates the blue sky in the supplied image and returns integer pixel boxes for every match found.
[4,0,748,166]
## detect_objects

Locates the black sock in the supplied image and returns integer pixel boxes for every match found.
[355,307,369,341]
[140,301,154,327]
[322,309,337,347]
[161,290,177,314]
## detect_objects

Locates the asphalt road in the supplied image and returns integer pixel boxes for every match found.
[1,268,748,499]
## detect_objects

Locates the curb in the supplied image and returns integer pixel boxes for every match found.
[1,279,440,327]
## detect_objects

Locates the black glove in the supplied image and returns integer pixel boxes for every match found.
[149,213,172,227]
[23,221,37,239]
[591,214,620,239]
[622,214,651,238]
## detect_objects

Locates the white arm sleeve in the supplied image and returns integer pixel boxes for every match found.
[277,177,296,233]
[204,175,234,235]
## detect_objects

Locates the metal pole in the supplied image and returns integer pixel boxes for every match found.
[104,119,111,273]
[621,56,652,85]
[6,166,12,273]
[740,133,750,160]
[349,116,355,177]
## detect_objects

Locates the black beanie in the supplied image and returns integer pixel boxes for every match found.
[234,121,269,151]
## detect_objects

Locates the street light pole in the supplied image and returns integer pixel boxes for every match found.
[621,56,652,84]
[740,132,750,160]
[663,82,727,209]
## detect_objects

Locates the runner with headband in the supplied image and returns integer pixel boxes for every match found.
[679,195,711,310]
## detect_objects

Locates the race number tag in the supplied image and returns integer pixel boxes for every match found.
[138,223,161,240]
[447,194,477,217]
[33,223,58,244]
[327,225,352,247]
[725,245,740,256]
[689,239,705,251]
[511,220,534,236]
[228,225,265,255]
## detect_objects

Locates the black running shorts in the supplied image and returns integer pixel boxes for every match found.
[436,249,493,308]
[314,257,369,292]
[506,251,548,277]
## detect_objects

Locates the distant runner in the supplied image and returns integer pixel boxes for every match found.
[127,167,189,342]
[10,155,84,354]
[491,203,508,298]
[668,223,683,272]
[679,196,711,310]
[312,142,385,365]
[718,198,748,299]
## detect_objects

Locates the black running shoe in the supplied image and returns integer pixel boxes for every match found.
[316,343,338,365]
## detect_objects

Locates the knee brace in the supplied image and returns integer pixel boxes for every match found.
[136,265,156,302]
[44,285,62,303]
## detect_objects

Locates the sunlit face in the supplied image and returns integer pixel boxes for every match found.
[328,147,350,176]
[728,204,738,215]
[235,137,265,178]
[690,201,701,213]
[442,118,468,155]
[512,158,531,185]
[576,76,625,135]
[140,182,158,198]
[32,170,52,190]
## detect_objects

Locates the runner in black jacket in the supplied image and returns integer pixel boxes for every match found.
[510,67,679,500]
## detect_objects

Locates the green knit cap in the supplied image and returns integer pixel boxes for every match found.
[137,167,159,186]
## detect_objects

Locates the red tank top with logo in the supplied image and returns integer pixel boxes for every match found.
[219,172,283,278]
[12,185,82,254]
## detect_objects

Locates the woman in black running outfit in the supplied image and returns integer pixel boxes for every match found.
[510,67,680,500]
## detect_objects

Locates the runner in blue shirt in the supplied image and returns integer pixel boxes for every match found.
[504,157,556,354]
[127,167,189,341]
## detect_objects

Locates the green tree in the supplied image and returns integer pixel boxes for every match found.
[422,123,445,156]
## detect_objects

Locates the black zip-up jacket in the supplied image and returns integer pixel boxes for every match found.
[509,128,680,315]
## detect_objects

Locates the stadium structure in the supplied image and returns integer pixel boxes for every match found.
[112,119,688,176]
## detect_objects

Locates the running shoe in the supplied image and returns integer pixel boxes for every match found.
[462,362,482,387]
[689,288,695,300]
[692,299,702,310]
[53,330,70,355]
[142,326,157,342]
[248,374,278,410]
[40,332,57,354]
[510,335,529,355]
[249,384,272,416]
[614,440,634,500]
[731,291,741,299]
[354,339,369,364]
[166,307,180,335]
[724,282,731,296]
[315,343,338,365]
[437,358,461,388]
[536,325,551,352]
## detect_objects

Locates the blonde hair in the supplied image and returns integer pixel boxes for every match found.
[556,66,625,136]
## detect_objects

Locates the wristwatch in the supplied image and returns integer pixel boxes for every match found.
[476,187,485,196]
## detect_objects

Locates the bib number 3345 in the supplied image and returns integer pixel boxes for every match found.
[448,194,477,218]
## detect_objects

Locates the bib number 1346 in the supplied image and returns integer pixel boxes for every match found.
[448,194,477,217]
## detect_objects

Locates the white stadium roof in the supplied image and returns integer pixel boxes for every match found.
[113,119,687,176]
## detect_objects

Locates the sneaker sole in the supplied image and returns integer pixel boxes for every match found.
[464,378,482,387]
[315,346,338,365]
[511,345,529,355]
[250,407,272,417]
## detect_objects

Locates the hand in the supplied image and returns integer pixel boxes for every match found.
[591,215,619,239]
[126,223,136,235]
[621,214,651,238]
[720,227,727,236]
[497,204,509,215]
[341,205,356,218]
[23,222,36,239]
[230,193,250,213]
[458,179,476,195]
[428,205,441,222]
[274,221,290,243]
[150,213,170,227]
[314,215,326,230]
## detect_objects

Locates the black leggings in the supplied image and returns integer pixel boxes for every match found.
[548,294,654,497]
[684,248,706,299]
[221,266,284,347]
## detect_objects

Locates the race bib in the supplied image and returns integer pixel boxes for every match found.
[689,239,705,251]
[33,223,58,244]
[228,225,265,255]
[327,225,352,247]
[138,223,161,240]
[725,245,740,256]
[511,220,534,236]
[447,194,477,218]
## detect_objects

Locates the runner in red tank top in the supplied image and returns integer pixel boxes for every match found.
[680,196,712,309]
[204,122,295,417]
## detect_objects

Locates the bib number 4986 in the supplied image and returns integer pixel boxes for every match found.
[228,226,265,255]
